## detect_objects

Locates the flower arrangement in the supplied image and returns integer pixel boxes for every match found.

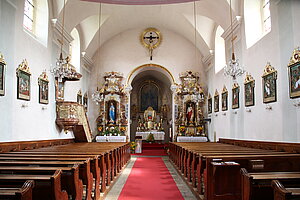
[130,141,137,153]
[179,126,186,136]
[120,126,126,136]
[146,133,155,143]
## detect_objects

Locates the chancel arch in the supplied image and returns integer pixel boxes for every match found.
[128,64,174,142]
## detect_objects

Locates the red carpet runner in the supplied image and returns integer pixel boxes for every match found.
[118,157,184,200]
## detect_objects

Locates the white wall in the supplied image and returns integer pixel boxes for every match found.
[88,28,207,135]
[0,0,89,142]
[207,0,300,142]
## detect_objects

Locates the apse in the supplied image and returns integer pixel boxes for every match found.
[130,69,173,142]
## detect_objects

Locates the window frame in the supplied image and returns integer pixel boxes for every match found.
[23,0,36,34]
[261,0,271,34]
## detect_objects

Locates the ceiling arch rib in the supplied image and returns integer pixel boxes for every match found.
[81,0,198,5]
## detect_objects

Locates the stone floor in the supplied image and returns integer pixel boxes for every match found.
[104,156,197,200]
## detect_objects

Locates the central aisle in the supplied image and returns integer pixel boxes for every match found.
[118,157,184,200]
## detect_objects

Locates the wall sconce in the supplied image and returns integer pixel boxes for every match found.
[222,112,227,116]
[42,106,48,110]
[21,103,29,108]
[293,99,300,108]
[215,113,218,117]
[233,111,238,114]
[245,108,252,112]
[265,104,272,110]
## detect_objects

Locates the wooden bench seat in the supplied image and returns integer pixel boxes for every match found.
[0,160,92,200]
[0,170,67,200]
[0,164,82,200]
[0,180,34,200]
[272,180,300,200]
[241,168,300,200]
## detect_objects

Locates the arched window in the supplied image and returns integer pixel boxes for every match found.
[244,0,271,48]
[70,28,81,73]
[215,26,226,74]
[262,0,271,33]
[23,0,35,33]
[23,0,49,46]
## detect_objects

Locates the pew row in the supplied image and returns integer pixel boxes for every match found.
[272,180,300,200]
[0,180,34,200]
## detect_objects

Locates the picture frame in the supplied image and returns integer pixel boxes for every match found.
[262,63,277,103]
[83,92,88,112]
[55,79,65,101]
[208,93,212,114]
[38,72,49,104]
[16,59,31,101]
[287,48,300,98]
[221,86,228,111]
[0,53,6,96]
[244,73,255,107]
[232,83,240,109]
[77,90,82,104]
[214,90,219,112]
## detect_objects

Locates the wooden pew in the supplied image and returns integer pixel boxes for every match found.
[0,160,92,200]
[0,180,34,200]
[241,168,300,200]
[0,164,82,200]
[0,170,68,200]
[272,180,300,200]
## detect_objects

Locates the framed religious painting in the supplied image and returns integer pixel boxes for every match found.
[77,90,82,104]
[0,53,6,96]
[244,73,255,107]
[38,72,49,104]
[232,83,240,109]
[262,62,277,103]
[214,90,219,112]
[55,79,65,101]
[288,48,300,98]
[83,92,88,112]
[16,59,31,101]
[208,93,212,114]
[221,86,228,111]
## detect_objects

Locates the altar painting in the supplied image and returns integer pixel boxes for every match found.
[140,82,159,111]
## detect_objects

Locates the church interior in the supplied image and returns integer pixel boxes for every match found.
[0,0,300,199]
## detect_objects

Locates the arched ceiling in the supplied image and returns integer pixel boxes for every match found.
[51,0,240,64]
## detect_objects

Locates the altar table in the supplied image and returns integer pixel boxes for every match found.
[136,131,165,141]
[96,136,126,142]
[176,136,208,142]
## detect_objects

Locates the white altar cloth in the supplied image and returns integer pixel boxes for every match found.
[136,131,165,140]
[177,136,208,142]
[96,136,126,142]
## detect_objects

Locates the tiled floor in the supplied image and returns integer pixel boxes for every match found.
[104,156,197,200]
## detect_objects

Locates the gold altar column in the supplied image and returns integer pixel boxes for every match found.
[125,86,132,142]
[170,84,178,142]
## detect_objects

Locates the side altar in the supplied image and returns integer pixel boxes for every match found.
[174,71,207,139]
[94,72,129,138]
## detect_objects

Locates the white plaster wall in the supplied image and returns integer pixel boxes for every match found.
[88,28,207,135]
[207,0,300,142]
[0,0,89,142]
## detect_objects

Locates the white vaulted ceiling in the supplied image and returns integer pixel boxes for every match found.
[50,0,240,64]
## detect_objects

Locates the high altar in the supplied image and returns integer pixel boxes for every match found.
[136,106,165,141]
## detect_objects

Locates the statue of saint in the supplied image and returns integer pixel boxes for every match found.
[109,102,116,123]
[186,103,194,125]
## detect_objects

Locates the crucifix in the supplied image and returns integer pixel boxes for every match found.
[140,28,162,61]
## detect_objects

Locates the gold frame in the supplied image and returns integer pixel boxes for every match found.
[232,83,240,109]
[214,89,219,112]
[139,80,160,112]
[287,47,300,98]
[208,93,212,114]
[262,62,277,103]
[140,27,162,50]
[0,53,6,96]
[16,59,31,101]
[221,86,228,111]
[38,71,49,104]
[244,73,255,107]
